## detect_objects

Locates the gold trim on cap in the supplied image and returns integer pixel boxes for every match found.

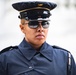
[19,7,50,12]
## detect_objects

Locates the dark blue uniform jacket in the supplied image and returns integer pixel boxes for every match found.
[0,39,76,75]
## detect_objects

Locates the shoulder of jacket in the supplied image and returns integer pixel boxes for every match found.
[52,45,72,73]
[52,45,70,53]
[0,46,18,54]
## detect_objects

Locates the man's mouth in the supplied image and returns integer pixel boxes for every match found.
[36,34,45,39]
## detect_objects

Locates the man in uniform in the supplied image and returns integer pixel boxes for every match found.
[0,1,76,75]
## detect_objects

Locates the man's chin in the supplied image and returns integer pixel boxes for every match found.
[35,40,45,45]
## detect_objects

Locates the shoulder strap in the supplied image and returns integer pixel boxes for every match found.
[67,52,71,75]
[52,45,69,52]
[0,46,18,54]
[52,45,71,75]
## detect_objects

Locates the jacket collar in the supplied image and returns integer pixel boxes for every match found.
[18,39,53,61]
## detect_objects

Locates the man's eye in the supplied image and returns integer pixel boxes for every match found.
[42,21,49,25]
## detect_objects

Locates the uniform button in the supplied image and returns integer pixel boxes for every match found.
[29,66,32,69]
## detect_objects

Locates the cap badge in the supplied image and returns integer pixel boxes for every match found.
[38,4,43,7]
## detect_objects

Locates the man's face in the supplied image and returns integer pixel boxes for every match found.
[20,20,49,46]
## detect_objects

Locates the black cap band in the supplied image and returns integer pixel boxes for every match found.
[19,9,51,20]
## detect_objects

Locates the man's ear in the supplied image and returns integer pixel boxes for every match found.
[19,24,25,33]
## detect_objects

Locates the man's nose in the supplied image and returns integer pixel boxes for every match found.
[37,23,44,32]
